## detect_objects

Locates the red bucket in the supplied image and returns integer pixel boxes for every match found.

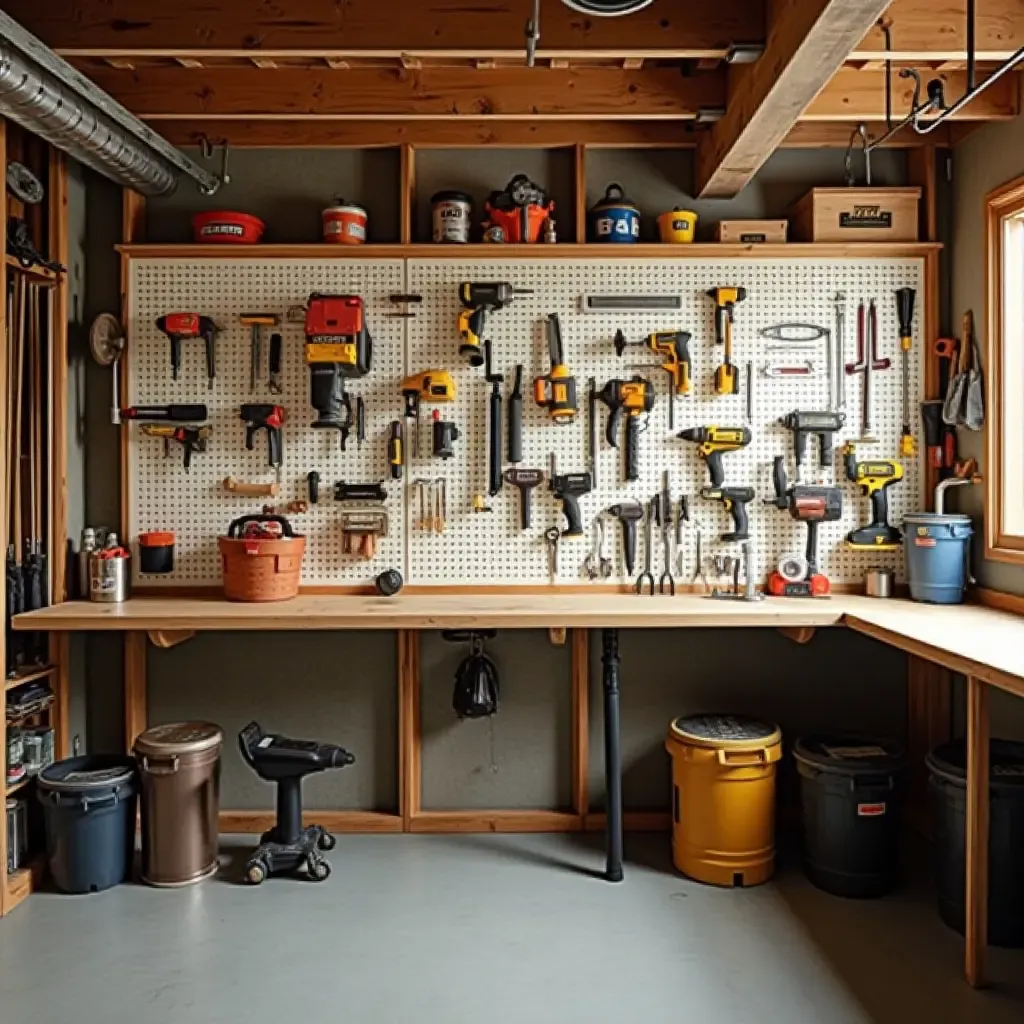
[192,211,265,244]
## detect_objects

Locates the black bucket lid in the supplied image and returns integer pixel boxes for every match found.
[670,713,781,750]
[926,739,1024,788]
[431,190,472,204]
[794,735,907,776]
[38,755,136,793]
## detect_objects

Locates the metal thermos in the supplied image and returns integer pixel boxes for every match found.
[134,722,223,887]
[89,533,130,603]
[864,567,894,598]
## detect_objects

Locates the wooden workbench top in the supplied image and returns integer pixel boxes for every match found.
[14,593,854,631]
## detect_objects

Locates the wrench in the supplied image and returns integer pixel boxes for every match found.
[635,500,655,595]
[690,526,708,592]
[584,515,613,579]
[545,527,560,583]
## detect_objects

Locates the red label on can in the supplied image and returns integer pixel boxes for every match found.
[914,537,937,548]
[857,802,886,816]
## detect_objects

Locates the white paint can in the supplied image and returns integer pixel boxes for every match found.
[431,190,472,243]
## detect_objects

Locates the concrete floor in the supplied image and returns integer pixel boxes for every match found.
[1,833,1022,1024]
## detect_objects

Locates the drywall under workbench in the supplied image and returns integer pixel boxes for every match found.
[76,148,922,811]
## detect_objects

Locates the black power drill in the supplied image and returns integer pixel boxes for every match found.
[457,281,533,366]
[764,456,842,597]
[549,453,592,537]
[779,410,845,475]
[155,313,218,388]
[701,486,755,541]
[240,404,285,483]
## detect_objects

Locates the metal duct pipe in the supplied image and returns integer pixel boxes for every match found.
[0,13,218,197]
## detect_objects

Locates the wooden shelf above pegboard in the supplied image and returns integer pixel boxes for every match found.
[115,242,944,261]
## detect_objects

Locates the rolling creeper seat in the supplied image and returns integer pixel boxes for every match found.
[238,721,355,884]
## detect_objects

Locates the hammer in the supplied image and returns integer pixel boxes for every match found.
[607,501,644,575]
[503,468,544,529]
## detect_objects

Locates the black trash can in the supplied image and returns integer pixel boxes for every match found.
[37,755,138,894]
[926,739,1024,947]
[794,735,907,898]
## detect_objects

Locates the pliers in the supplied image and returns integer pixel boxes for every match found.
[656,494,675,595]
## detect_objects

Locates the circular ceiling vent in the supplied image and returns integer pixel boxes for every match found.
[561,0,655,14]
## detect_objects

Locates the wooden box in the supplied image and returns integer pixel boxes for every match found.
[715,219,788,244]
[790,187,921,242]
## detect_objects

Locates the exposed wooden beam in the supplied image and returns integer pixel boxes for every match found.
[549,58,570,70]
[104,57,135,70]
[151,118,955,150]
[696,0,897,197]
[854,0,1024,61]
[175,57,203,68]
[805,66,1018,121]
[250,57,277,69]
[324,58,350,70]
[80,66,726,120]
[622,58,644,70]
[8,0,760,55]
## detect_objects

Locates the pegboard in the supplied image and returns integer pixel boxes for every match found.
[125,255,925,590]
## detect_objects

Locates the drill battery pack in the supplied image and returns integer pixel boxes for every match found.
[304,294,373,376]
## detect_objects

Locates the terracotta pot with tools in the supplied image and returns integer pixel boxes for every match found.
[218,514,305,602]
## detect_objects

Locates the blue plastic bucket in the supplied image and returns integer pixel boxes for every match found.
[903,513,972,605]
[588,184,641,243]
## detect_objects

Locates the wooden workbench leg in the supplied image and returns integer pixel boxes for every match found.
[571,628,589,821]
[965,676,990,988]
[124,632,147,753]
[399,630,421,830]
[601,628,623,882]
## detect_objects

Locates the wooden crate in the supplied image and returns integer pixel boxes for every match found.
[715,219,788,244]
[790,187,921,242]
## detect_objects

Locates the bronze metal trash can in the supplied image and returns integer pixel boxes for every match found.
[134,722,223,887]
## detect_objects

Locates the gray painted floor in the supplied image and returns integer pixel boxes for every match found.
[1,834,1021,1024]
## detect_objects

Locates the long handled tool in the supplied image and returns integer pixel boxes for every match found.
[708,286,745,396]
[895,288,917,456]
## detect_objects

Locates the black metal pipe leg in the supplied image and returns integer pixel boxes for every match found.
[602,627,624,882]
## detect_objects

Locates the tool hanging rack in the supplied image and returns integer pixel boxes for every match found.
[121,251,926,591]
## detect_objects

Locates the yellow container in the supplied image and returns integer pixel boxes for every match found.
[657,208,698,244]
[665,714,782,887]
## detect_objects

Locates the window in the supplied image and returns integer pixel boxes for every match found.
[985,175,1024,561]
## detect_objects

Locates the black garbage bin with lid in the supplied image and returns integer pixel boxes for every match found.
[37,755,138,894]
[926,738,1024,947]
[793,734,907,898]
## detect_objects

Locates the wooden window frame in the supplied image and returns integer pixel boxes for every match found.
[984,174,1024,564]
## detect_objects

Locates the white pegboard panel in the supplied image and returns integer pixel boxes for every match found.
[125,255,924,589]
[406,258,924,587]
[126,258,407,587]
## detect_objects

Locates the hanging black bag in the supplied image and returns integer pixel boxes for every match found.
[451,633,500,719]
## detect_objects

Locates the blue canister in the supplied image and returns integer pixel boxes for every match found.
[588,183,640,244]
[903,513,973,605]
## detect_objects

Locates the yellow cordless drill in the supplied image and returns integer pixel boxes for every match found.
[707,286,746,395]
[457,282,533,366]
[843,443,904,549]
[677,425,751,487]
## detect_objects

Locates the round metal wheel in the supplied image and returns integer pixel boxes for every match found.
[308,858,331,882]
[317,831,336,851]
[246,861,267,885]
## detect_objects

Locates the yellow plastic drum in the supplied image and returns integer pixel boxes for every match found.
[665,714,782,887]
[657,208,698,243]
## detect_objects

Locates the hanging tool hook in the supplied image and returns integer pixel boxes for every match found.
[525,0,540,67]
[198,139,230,196]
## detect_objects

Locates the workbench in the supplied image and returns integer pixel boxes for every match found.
[15,592,1024,988]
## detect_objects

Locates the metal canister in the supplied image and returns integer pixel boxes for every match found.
[89,549,130,602]
[431,190,472,243]
[588,183,641,243]
[321,199,367,245]
[865,567,894,598]
[134,722,223,887]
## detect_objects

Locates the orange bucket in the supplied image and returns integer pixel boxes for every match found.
[322,199,367,245]
[219,515,305,602]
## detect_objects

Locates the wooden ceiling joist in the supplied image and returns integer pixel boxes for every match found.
[696,0,904,199]
[3,0,759,56]
[77,66,727,121]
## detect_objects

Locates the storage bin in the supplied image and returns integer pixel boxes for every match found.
[665,714,782,887]
[789,187,921,242]
[715,219,787,244]
[219,514,305,602]
[794,735,907,898]
[904,513,972,604]
[37,755,137,894]
[135,722,223,887]
[927,739,1024,947]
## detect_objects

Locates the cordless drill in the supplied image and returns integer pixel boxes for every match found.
[843,443,904,549]
[534,313,578,423]
[549,453,591,537]
[400,369,456,457]
[155,313,218,389]
[457,281,533,366]
[304,294,372,447]
[707,287,746,395]
[240,404,286,483]
[779,410,846,476]
[678,426,751,486]
[595,375,654,481]
[764,456,842,596]
[614,329,691,427]
[702,486,755,542]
